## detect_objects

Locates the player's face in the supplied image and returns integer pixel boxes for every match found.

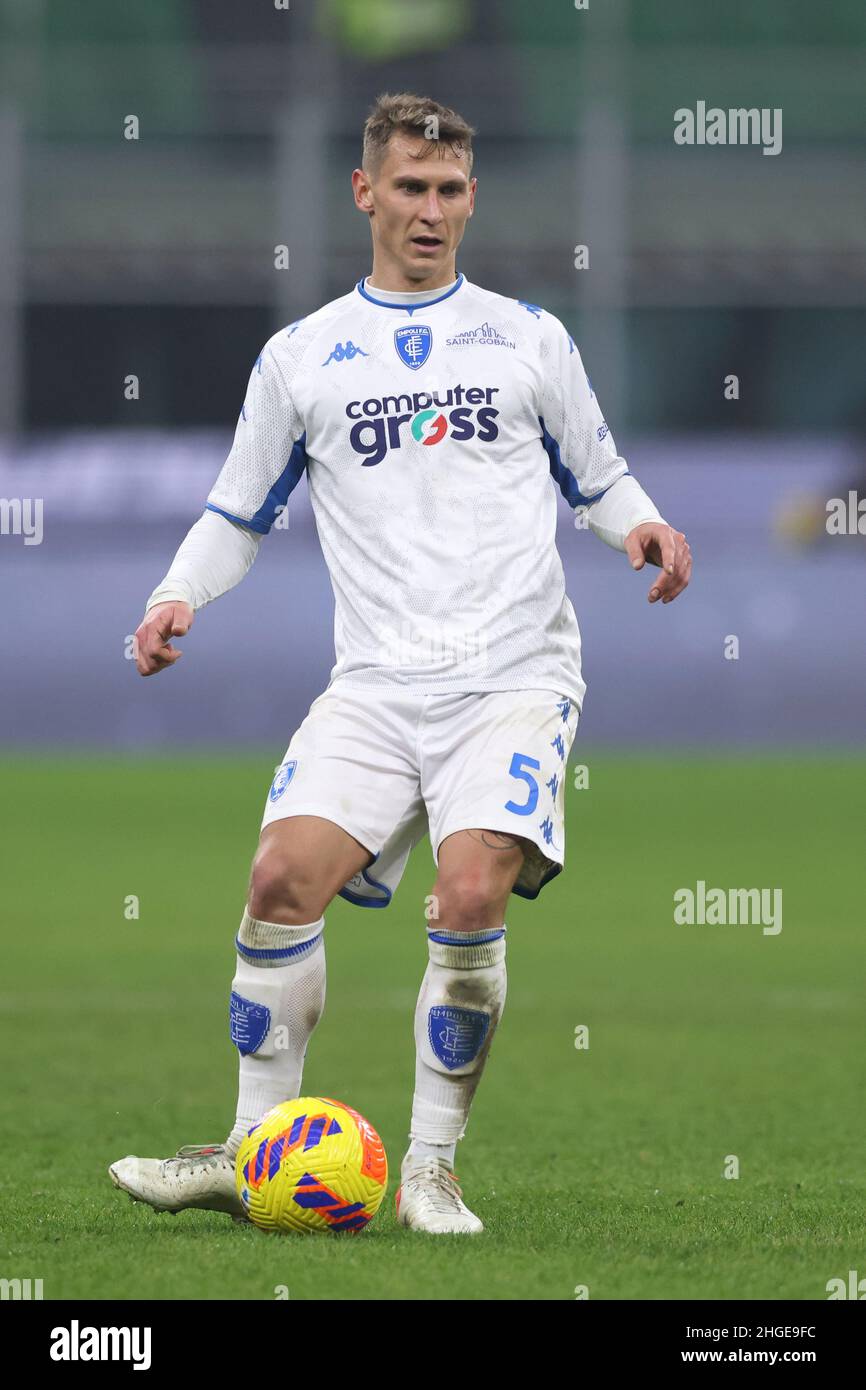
[354,133,476,287]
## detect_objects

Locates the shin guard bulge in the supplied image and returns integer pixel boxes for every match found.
[225,909,325,1157]
[409,926,507,1156]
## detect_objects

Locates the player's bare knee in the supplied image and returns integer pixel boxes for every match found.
[248,844,325,924]
[435,873,506,932]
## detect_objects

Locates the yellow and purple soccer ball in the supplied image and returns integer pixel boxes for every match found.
[235,1097,388,1234]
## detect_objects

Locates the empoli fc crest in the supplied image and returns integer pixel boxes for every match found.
[428,1005,490,1070]
[269,759,297,802]
[394,325,432,370]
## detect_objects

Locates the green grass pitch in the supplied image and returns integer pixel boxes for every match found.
[1,752,863,1300]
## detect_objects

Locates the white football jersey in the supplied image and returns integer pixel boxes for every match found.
[206,274,636,706]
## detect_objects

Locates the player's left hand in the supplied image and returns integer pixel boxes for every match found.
[625,522,692,604]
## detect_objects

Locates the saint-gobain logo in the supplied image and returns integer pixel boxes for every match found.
[347,385,500,466]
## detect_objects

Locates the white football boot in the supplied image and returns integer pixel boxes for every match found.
[395,1155,483,1235]
[108,1144,247,1219]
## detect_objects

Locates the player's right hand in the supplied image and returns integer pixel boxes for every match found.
[133,601,194,676]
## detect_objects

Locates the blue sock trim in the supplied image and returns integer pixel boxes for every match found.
[235,930,322,962]
[426,928,505,946]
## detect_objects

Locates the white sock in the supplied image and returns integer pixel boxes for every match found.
[408,1136,459,1167]
[224,908,325,1157]
[406,925,507,1169]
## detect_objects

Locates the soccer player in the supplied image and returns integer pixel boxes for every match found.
[109,93,691,1234]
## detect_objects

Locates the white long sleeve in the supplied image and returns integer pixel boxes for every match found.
[587,473,665,552]
[144,508,262,614]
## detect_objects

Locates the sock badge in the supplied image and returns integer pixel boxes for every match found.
[229,991,271,1055]
[428,1005,490,1071]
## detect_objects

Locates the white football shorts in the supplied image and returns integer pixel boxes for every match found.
[260,685,579,907]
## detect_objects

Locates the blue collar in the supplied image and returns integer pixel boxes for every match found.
[356,273,465,315]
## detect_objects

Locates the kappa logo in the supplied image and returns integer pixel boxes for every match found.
[322,340,368,366]
[394,324,432,370]
[539,815,557,849]
[445,321,516,350]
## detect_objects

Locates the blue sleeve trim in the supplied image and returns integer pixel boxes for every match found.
[249,432,308,533]
[205,503,267,535]
[206,432,308,536]
[539,417,628,509]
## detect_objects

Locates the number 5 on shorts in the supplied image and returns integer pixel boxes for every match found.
[504,753,540,816]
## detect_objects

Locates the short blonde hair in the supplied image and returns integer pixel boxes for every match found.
[362,92,475,175]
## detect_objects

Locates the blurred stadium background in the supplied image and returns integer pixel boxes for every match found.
[1,0,864,749]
